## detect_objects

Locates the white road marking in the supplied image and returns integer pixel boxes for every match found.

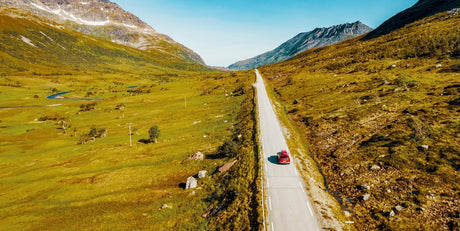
[307,201,314,216]
[299,182,305,193]
[269,197,272,211]
[271,222,274,231]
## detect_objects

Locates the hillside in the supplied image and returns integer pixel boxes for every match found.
[229,21,372,70]
[0,7,207,76]
[0,0,205,64]
[260,9,459,231]
[364,0,460,39]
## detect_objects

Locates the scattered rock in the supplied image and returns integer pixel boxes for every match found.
[362,194,370,201]
[435,64,442,68]
[198,170,207,178]
[388,64,396,69]
[394,205,403,212]
[382,80,391,85]
[189,151,204,160]
[344,211,351,217]
[359,184,371,190]
[185,176,197,189]
[293,99,299,104]
[161,204,172,210]
[350,81,358,85]
[115,103,125,110]
[219,160,238,173]
[389,210,395,217]
[370,165,381,171]
[405,64,410,68]
[192,121,201,125]
[449,8,460,16]
[419,145,429,151]
[386,189,392,193]
[417,207,426,212]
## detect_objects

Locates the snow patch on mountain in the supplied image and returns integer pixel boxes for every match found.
[31,2,110,26]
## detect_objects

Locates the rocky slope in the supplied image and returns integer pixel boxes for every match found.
[0,0,205,64]
[364,0,460,40]
[228,21,372,70]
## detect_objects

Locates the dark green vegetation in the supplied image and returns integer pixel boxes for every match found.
[261,11,459,230]
[0,6,261,230]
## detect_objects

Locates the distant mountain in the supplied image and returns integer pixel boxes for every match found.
[228,21,372,70]
[364,0,460,40]
[0,0,205,64]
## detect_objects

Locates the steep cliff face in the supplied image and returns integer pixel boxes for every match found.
[228,21,372,70]
[0,0,205,64]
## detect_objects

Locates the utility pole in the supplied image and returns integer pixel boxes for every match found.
[345,220,354,231]
[184,95,187,108]
[126,123,133,147]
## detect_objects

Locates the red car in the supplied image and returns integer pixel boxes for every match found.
[278,150,291,164]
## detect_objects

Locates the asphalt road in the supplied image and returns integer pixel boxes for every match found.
[255,69,320,231]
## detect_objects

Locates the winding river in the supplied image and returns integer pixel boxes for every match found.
[46,91,104,101]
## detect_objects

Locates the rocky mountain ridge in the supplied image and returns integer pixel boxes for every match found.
[0,0,205,64]
[228,21,373,70]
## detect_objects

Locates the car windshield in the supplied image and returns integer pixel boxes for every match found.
[281,156,289,159]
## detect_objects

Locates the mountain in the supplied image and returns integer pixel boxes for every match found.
[364,0,460,40]
[0,0,205,64]
[0,7,207,76]
[228,21,373,70]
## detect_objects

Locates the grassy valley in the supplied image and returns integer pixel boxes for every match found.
[260,11,459,230]
[0,7,261,230]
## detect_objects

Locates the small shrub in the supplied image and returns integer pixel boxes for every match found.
[80,102,97,112]
[78,127,107,144]
[148,125,160,143]
[39,113,65,121]
[217,140,238,158]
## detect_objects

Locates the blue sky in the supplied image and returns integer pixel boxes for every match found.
[113,0,418,67]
